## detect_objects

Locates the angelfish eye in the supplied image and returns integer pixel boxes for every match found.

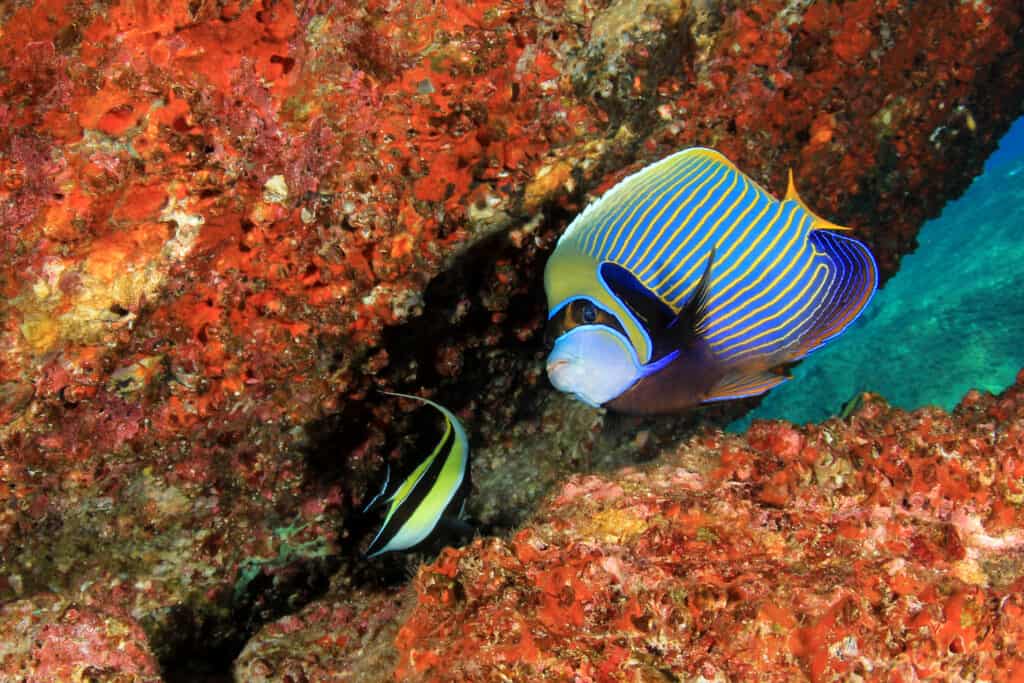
[581,302,597,324]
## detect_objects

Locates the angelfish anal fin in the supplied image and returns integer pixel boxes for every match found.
[702,368,789,403]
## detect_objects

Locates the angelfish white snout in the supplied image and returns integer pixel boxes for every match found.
[545,327,642,407]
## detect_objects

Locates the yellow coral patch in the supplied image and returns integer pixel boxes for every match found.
[579,507,649,544]
[14,199,202,356]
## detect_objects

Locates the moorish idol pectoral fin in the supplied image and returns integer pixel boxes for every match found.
[785,170,853,232]
[362,463,392,514]
[437,515,474,540]
[789,229,878,359]
[702,368,790,403]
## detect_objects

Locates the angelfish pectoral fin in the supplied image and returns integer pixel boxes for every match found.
[599,248,716,365]
[649,246,715,361]
[666,246,715,336]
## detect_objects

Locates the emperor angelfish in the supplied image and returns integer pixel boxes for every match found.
[363,392,471,558]
[544,147,878,414]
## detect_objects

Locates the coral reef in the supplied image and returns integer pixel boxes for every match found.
[1,0,1023,676]
[396,372,1024,680]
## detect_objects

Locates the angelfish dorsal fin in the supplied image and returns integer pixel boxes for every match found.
[785,169,852,233]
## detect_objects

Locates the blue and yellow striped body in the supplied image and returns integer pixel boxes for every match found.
[544,147,877,412]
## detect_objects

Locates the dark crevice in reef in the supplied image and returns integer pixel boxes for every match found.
[292,213,568,592]
[152,106,763,681]
[153,553,340,681]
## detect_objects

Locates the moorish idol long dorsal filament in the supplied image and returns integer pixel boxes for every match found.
[363,392,471,558]
[543,147,878,414]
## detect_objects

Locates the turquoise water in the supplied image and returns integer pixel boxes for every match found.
[731,120,1024,430]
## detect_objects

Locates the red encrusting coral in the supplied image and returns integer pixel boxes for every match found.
[397,371,1024,680]
[649,0,1023,276]
[0,0,1022,671]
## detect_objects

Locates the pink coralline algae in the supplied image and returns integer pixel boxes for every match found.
[396,371,1024,681]
[234,585,405,682]
[0,593,161,682]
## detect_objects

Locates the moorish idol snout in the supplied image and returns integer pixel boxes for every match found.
[543,147,878,414]
[363,392,471,558]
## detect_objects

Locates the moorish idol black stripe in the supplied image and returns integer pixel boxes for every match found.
[363,392,471,558]
[544,147,878,414]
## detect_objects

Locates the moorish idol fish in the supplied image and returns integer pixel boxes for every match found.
[544,147,878,414]
[363,392,471,558]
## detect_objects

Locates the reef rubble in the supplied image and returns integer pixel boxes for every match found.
[1,0,1023,677]
[0,593,161,682]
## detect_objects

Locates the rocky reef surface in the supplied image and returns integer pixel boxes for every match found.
[250,373,1024,681]
[1,0,1023,679]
